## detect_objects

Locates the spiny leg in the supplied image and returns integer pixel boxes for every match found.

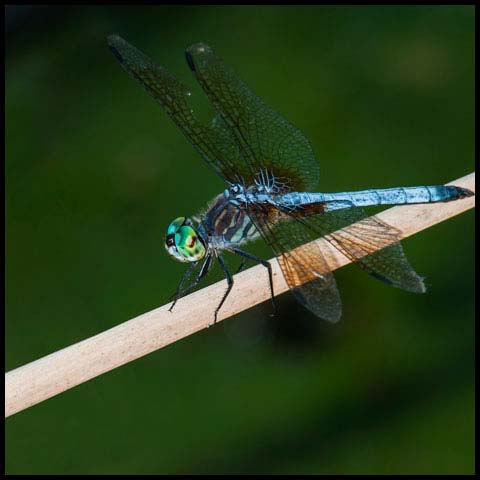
[234,256,249,275]
[229,247,276,316]
[169,254,213,312]
[214,253,234,325]
[169,262,197,310]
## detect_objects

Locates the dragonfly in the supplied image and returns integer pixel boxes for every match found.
[108,35,473,324]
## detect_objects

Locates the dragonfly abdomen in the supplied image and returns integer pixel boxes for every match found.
[279,185,472,212]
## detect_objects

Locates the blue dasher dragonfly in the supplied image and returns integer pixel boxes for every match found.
[108,35,473,324]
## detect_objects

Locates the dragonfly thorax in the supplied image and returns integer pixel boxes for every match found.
[224,177,279,209]
[165,216,207,263]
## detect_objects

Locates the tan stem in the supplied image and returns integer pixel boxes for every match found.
[5,173,475,418]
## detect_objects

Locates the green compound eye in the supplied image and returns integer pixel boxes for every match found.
[175,225,206,261]
[167,217,186,236]
[165,217,206,263]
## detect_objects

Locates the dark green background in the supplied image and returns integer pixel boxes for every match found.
[5,5,474,475]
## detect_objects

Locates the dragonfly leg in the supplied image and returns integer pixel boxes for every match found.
[169,263,196,310]
[229,247,276,317]
[214,254,233,325]
[169,253,213,312]
[234,256,249,274]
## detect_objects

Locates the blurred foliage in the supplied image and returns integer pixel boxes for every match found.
[5,5,474,474]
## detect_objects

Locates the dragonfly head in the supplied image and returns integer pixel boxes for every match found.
[165,217,207,263]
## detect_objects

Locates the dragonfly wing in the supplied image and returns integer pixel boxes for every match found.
[300,208,426,293]
[108,35,244,183]
[248,204,342,322]
[185,43,320,191]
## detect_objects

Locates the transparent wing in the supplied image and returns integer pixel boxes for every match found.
[185,43,320,191]
[299,208,426,293]
[247,204,342,322]
[108,35,244,183]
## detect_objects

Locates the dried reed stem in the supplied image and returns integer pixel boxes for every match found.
[5,172,475,418]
